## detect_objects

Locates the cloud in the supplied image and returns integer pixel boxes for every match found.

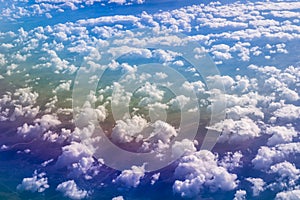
[154,72,168,80]
[77,15,139,26]
[56,180,88,200]
[275,189,300,200]
[45,95,58,113]
[14,87,39,106]
[249,19,280,27]
[1,43,14,49]
[44,49,77,74]
[226,105,264,120]
[17,114,61,138]
[53,80,72,93]
[110,82,132,107]
[212,50,232,60]
[234,190,247,200]
[171,139,196,158]
[208,117,260,144]
[181,80,205,94]
[168,95,191,110]
[111,115,148,143]
[274,104,300,121]
[2,1,300,199]
[108,0,126,5]
[147,120,177,144]
[219,151,243,171]
[108,46,152,59]
[173,150,238,198]
[280,88,299,102]
[207,75,235,91]
[269,161,299,189]
[266,126,297,146]
[0,54,7,66]
[246,178,265,197]
[55,142,94,168]
[75,102,106,130]
[252,142,300,170]
[115,165,145,188]
[112,196,124,200]
[151,173,160,185]
[135,82,165,106]
[17,171,49,193]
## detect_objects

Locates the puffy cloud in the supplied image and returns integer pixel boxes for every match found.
[171,139,196,158]
[266,126,298,146]
[230,42,250,61]
[250,19,280,27]
[14,87,39,106]
[212,51,232,60]
[275,189,300,200]
[108,46,152,59]
[53,80,72,93]
[264,77,284,92]
[219,151,243,171]
[111,115,177,147]
[112,196,124,200]
[35,114,61,128]
[71,124,96,142]
[232,76,251,94]
[45,95,58,113]
[55,142,94,168]
[154,72,168,80]
[0,87,40,122]
[248,65,281,77]
[17,114,61,138]
[111,82,132,107]
[168,95,191,110]
[17,123,44,138]
[77,15,139,26]
[2,1,300,200]
[151,173,160,185]
[181,81,205,94]
[41,159,54,167]
[152,49,180,62]
[108,0,126,5]
[208,117,260,144]
[74,101,106,129]
[279,88,299,102]
[226,105,264,120]
[270,161,299,188]
[271,10,300,18]
[252,146,279,170]
[207,75,235,91]
[199,17,248,29]
[43,128,72,144]
[17,171,49,193]
[44,49,77,74]
[173,150,238,198]
[274,104,300,121]
[135,82,165,106]
[246,178,265,197]
[0,53,7,66]
[136,120,178,156]
[252,143,300,170]
[234,190,247,200]
[56,180,88,200]
[115,165,145,188]
[147,120,177,144]
[1,43,14,49]
[111,115,148,143]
